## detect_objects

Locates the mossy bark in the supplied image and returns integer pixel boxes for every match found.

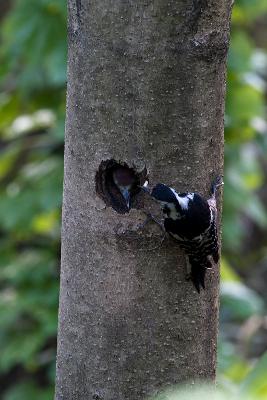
[55,1,232,399]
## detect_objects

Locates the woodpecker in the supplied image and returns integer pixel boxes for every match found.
[112,166,136,209]
[144,177,223,292]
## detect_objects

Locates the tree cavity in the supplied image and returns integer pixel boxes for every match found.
[95,159,148,214]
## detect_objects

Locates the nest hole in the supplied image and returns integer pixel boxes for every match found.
[95,159,148,214]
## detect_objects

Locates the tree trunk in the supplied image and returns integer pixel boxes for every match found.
[56,1,232,399]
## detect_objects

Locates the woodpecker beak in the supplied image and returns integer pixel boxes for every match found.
[121,188,131,209]
[139,180,150,194]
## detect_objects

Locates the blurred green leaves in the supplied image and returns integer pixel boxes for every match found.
[4,381,54,400]
[0,1,65,398]
[232,0,267,23]
[223,0,267,251]
[1,0,67,90]
[240,352,267,398]
[150,350,267,399]
[221,282,264,321]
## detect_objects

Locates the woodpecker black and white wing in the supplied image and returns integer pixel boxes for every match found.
[189,224,219,292]
[209,219,219,264]
[149,180,221,293]
[176,234,215,292]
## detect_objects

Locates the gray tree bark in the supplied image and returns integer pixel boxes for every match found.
[56,1,232,399]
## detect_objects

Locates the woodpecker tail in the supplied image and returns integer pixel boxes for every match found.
[190,256,212,293]
[190,262,206,293]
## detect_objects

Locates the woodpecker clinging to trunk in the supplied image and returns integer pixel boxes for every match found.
[142,177,223,292]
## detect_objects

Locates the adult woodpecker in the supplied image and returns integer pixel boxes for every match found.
[142,177,223,292]
[112,166,136,209]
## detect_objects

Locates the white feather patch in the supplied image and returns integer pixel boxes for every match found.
[170,188,194,210]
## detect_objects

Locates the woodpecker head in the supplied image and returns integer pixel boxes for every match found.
[112,166,136,209]
[150,183,177,204]
[150,183,194,214]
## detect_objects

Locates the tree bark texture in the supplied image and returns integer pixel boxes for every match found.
[56,1,232,399]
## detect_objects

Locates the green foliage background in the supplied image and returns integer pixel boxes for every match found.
[0,1,267,398]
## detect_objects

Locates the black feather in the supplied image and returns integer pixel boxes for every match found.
[150,182,220,293]
[190,261,206,293]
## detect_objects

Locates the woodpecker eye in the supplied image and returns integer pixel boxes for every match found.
[95,159,148,214]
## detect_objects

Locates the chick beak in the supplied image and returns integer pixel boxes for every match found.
[121,187,131,209]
